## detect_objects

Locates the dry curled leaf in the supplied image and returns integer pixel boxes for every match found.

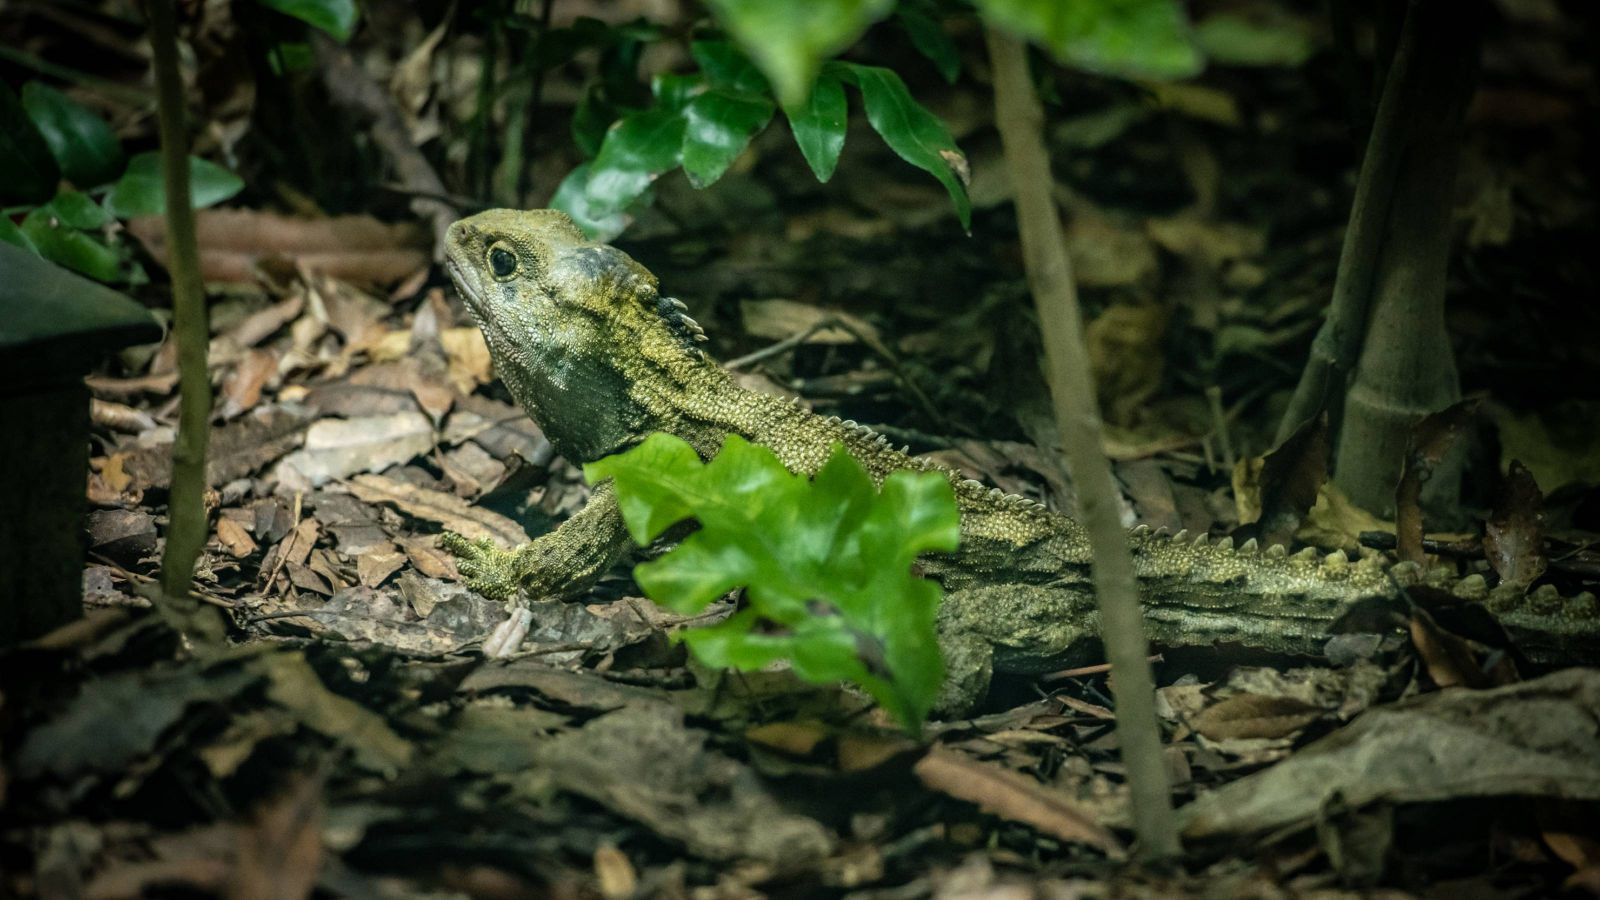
[913,747,1124,855]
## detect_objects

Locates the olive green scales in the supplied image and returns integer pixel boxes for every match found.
[442,209,1597,712]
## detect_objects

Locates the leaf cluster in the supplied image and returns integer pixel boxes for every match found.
[0,0,359,283]
[554,39,970,241]
[585,433,961,732]
[1,82,243,283]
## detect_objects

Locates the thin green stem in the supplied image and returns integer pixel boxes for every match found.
[985,28,1179,861]
[146,0,214,621]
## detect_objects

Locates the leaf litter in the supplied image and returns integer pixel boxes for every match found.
[4,2,1599,896]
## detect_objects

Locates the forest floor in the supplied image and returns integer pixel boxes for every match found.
[4,1,1600,896]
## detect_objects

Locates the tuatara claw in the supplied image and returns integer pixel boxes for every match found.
[441,532,522,600]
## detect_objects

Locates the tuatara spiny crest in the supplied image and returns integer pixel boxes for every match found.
[441,208,1598,713]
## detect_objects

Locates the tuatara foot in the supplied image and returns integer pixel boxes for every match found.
[441,532,525,600]
[483,607,534,657]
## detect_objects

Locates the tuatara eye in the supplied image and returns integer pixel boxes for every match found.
[487,245,517,279]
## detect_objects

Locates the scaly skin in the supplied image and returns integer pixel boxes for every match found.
[442,209,1599,712]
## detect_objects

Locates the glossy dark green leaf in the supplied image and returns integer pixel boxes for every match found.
[254,0,359,41]
[549,163,629,241]
[20,207,123,282]
[836,63,970,229]
[0,82,61,205]
[681,89,774,188]
[586,433,959,732]
[978,0,1202,80]
[690,40,770,95]
[706,0,893,108]
[651,72,705,113]
[104,153,244,219]
[897,5,962,83]
[20,82,124,188]
[581,108,686,218]
[785,72,848,183]
[571,85,622,159]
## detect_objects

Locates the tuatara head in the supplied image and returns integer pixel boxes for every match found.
[444,208,710,462]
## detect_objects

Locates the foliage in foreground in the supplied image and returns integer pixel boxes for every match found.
[586,433,959,732]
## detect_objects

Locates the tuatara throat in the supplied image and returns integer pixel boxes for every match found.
[442,208,1599,713]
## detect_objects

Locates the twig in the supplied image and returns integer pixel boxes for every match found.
[986,27,1179,861]
[1039,654,1163,683]
[726,315,956,433]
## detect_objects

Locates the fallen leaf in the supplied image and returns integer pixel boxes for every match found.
[346,473,529,547]
[1235,413,1328,547]
[1188,693,1326,742]
[913,747,1124,855]
[216,517,258,558]
[1484,460,1547,588]
[271,411,436,492]
[1396,400,1479,563]
[1180,668,1600,840]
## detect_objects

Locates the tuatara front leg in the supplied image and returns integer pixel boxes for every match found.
[442,479,635,656]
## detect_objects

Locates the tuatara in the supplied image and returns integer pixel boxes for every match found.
[441,208,1598,712]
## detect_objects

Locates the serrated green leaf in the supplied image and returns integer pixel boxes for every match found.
[586,433,958,732]
[0,82,61,205]
[681,89,774,188]
[1194,12,1315,68]
[785,72,848,183]
[835,62,970,230]
[254,0,359,41]
[979,0,1203,80]
[706,0,894,108]
[104,153,244,219]
[21,82,124,187]
[20,206,123,281]
[898,4,962,84]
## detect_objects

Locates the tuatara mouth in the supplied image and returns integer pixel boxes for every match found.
[444,258,486,322]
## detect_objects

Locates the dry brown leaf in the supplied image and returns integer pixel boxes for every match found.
[216,517,258,559]
[217,348,280,420]
[90,398,159,433]
[746,720,829,757]
[1236,413,1329,547]
[1407,605,1518,690]
[356,547,407,588]
[397,535,458,580]
[347,474,529,547]
[1484,460,1547,588]
[1396,400,1479,563]
[913,747,1124,855]
[270,411,435,492]
[129,209,428,284]
[1188,693,1325,742]
[440,327,494,392]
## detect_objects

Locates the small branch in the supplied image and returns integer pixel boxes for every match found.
[986,28,1179,861]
